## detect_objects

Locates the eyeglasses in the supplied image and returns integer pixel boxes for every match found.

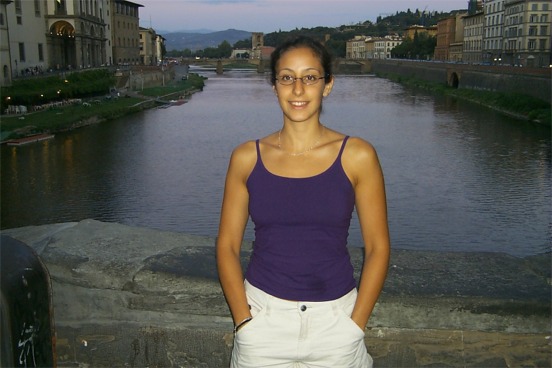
[276,74,326,86]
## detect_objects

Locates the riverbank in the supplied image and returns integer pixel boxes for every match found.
[2,70,547,143]
[0,74,206,142]
[375,71,551,126]
[2,219,550,367]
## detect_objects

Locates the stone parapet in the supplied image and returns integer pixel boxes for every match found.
[2,219,550,367]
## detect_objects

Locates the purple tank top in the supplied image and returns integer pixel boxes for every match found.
[245,136,356,301]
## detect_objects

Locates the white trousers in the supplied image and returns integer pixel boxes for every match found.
[231,281,373,368]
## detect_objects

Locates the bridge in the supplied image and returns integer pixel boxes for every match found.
[182,57,551,103]
[184,58,265,73]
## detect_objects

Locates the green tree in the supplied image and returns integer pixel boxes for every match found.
[218,40,233,58]
[233,39,251,48]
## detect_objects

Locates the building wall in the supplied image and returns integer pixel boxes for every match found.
[5,0,48,77]
[111,0,141,65]
[464,11,485,63]
[484,0,505,63]
[0,1,13,85]
[139,27,156,65]
[503,0,551,67]
[435,17,456,60]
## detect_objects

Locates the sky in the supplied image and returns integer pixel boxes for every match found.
[136,0,469,34]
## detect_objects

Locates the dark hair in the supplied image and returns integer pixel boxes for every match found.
[270,36,333,86]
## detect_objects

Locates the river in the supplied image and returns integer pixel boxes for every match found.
[1,69,550,257]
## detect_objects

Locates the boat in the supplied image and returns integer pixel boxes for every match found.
[6,133,55,146]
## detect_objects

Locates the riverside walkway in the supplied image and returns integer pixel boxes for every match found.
[3,219,550,367]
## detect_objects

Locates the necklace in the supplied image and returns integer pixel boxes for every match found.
[278,125,325,156]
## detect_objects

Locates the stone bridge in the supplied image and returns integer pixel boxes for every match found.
[184,58,265,74]
[343,59,551,103]
[183,57,551,102]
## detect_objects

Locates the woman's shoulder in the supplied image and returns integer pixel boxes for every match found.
[344,136,377,155]
[230,140,257,164]
[342,136,381,175]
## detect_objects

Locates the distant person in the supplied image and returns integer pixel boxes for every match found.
[216,36,390,367]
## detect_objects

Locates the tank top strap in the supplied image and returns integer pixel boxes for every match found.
[338,136,350,158]
[255,139,261,158]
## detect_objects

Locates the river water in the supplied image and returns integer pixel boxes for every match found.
[1,70,550,257]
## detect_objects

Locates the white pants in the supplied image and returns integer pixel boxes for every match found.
[231,281,373,368]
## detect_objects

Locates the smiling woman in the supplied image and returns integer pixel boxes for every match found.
[216,36,390,367]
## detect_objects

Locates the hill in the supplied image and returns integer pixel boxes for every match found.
[162,29,251,51]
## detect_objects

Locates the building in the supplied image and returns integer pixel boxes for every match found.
[47,0,112,70]
[463,10,485,63]
[230,48,250,59]
[434,13,467,61]
[0,0,12,85]
[111,0,142,66]
[483,0,506,63]
[404,25,438,40]
[0,0,117,86]
[365,38,377,59]
[503,0,551,67]
[346,36,368,59]
[154,33,165,65]
[139,27,156,65]
[374,35,403,59]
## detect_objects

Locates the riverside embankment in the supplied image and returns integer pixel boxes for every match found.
[3,219,550,367]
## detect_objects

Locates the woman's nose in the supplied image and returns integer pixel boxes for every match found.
[292,79,305,95]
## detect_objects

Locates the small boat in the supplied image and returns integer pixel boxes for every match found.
[6,133,55,146]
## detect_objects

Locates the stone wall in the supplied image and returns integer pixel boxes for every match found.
[2,220,550,367]
[365,59,551,103]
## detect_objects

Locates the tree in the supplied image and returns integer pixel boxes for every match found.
[218,40,233,58]
[391,32,436,60]
[233,39,251,48]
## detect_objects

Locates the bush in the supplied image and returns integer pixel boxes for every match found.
[1,69,115,112]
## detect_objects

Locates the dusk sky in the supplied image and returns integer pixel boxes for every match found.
[136,0,469,34]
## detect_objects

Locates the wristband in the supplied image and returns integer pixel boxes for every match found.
[233,317,252,334]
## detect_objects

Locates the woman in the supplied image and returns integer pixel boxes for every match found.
[216,36,390,367]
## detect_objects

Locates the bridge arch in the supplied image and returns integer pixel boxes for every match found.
[448,71,460,89]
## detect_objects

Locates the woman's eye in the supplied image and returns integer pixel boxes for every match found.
[281,75,293,81]
[305,75,317,81]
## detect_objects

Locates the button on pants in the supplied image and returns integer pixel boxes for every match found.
[231,280,373,368]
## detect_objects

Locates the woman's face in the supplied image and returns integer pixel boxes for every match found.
[273,47,334,125]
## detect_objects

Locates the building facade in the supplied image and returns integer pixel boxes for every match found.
[463,11,485,64]
[111,0,142,66]
[404,25,438,40]
[0,0,148,86]
[374,35,403,59]
[346,36,368,59]
[435,13,467,61]
[139,27,156,65]
[503,0,551,67]
[483,0,505,63]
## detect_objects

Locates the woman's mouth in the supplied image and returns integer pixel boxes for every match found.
[290,101,308,108]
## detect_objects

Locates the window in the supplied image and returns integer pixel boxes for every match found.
[38,44,44,61]
[15,0,21,14]
[529,26,537,36]
[16,16,22,25]
[528,39,536,50]
[538,39,546,50]
[18,43,25,62]
[34,0,41,16]
[540,26,548,36]
[0,13,4,26]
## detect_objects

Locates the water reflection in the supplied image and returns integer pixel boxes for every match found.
[1,71,550,257]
